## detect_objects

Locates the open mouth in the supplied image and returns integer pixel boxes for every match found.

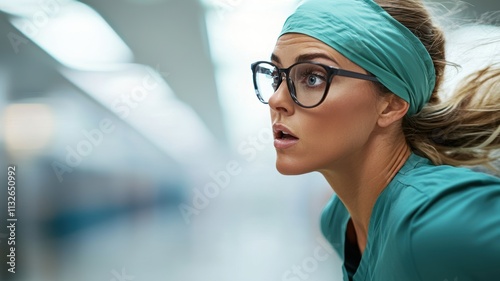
[273,124,299,150]
[276,130,299,140]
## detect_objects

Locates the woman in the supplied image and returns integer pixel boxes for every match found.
[250,0,500,280]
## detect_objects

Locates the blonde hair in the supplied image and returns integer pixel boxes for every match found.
[375,0,500,172]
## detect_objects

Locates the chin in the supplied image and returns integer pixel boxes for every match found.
[275,157,313,175]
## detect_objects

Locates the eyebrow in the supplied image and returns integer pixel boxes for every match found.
[271,53,281,64]
[271,52,341,67]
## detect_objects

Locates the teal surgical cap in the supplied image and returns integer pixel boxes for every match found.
[280,0,436,116]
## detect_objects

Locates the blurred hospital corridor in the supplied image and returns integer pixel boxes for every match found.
[0,0,498,280]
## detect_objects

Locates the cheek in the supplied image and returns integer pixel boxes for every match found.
[273,82,380,175]
[304,86,379,159]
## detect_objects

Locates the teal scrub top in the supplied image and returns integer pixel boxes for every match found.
[321,153,500,281]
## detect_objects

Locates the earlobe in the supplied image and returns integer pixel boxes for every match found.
[377,94,409,128]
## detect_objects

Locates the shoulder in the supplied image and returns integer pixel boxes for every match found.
[389,155,500,218]
[320,195,348,253]
[387,156,500,279]
[408,184,500,279]
[395,154,500,197]
[383,155,500,234]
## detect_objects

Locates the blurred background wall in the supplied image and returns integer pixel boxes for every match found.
[0,0,498,281]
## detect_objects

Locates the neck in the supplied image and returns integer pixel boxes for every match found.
[319,134,411,253]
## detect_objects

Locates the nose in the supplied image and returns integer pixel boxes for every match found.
[268,74,295,115]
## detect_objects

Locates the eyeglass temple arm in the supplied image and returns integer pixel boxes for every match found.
[336,69,378,82]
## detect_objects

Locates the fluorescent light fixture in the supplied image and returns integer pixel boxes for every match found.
[9,1,133,70]
[60,64,218,166]
[0,0,73,16]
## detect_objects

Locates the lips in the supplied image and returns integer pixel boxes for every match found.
[273,124,299,149]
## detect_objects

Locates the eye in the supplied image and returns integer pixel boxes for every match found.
[306,74,322,86]
[298,68,326,88]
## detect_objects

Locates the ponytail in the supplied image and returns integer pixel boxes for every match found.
[375,0,500,172]
[404,66,500,171]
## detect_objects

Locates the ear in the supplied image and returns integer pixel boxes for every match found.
[377,94,409,128]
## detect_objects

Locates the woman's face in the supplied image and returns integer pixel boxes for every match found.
[270,33,383,175]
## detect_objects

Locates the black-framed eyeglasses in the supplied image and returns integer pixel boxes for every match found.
[251,61,379,108]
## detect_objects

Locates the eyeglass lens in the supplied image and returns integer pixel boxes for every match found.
[254,62,329,107]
